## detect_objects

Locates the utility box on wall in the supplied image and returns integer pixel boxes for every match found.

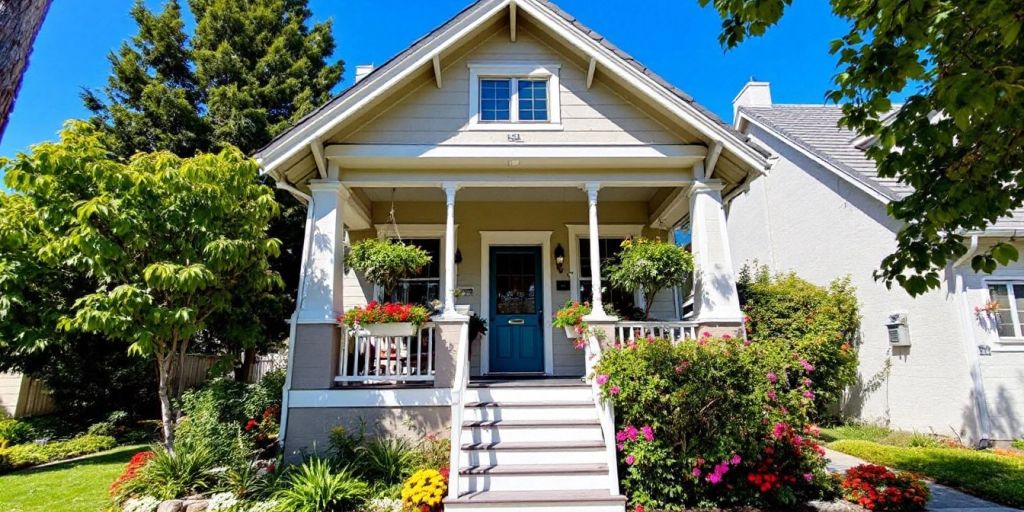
[886,312,911,347]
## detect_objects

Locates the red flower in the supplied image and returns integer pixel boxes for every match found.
[245,418,258,431]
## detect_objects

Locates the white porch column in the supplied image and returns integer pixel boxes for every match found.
[442,182,462,317]
[297,180,349,323]
[688,177,743,323]
[584,182,614,320]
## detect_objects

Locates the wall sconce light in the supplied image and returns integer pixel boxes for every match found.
[454,248,463,265]
[554,243,565,273]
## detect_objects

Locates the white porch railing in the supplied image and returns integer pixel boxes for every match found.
[584,329,621,496]
[335,323,436,385]
[614,321,699,344]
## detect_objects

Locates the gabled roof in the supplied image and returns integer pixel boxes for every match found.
[737,104,1024,234]
[255,0,769,180]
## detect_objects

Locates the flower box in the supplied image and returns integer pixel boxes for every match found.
[564,325,581,339]
[359,322,418,337]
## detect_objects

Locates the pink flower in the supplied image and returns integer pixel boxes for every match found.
[767,372,778,384]
[625,454,636,465]
[646,334,655,343]
[803,377,813,387]
[635,506,645,512]
[675,361,690,374]
[772,422,788,439]
[730,454,741,465]
[596,374,610,385]
[624,425,639,441]
[799,359,815,373]
[708,472,722,484]
[641,425,654,442]
[616,431,627,443]
[721,334,732,340]
[692,467,702,477]
[803,472,814,483]
[803,390,815,400]
[610,385,621,396]
[617,443,625,451]
[701,331,712,338]
[744,338,752,346]
[766,389,777,401]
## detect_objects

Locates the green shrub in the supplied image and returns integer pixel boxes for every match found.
[738,265,860,417]
[606,237,693,320]
[1012,439,1024,451]
[124,442,218,499]
[595,336,834,509]
[413,432,450,471]
[0,434,116,472]
[0,418,35,447]
[358,437,417,487]
[273,457,369,512]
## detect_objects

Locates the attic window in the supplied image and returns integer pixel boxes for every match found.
[468,62,561,130]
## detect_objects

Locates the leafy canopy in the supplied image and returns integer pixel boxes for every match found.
[700,0,1024,295]
[606,237,694,319]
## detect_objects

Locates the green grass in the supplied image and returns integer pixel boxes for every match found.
[830,439,1024,508]
[0,444,146,512]
[819,424,946,448]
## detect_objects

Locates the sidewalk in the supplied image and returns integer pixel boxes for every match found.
[824,448,1022,512]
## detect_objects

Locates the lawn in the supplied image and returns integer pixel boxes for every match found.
[824,425,1024,509]
[0,444,146,512]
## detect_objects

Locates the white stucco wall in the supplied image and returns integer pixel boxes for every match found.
[726,123,987,443]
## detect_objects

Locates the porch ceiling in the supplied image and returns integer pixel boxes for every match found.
[359,186,665,203]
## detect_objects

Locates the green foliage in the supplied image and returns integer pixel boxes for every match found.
[0,417,35,447]
[346,239,432,297]
[606,237,693,319]
[820,423,952,448]
[129,442,218,500]
[699,0,1024,295]
[272,457,369,512]
[739,265,860,418]
[177,374,284,464]
[0,123,283,450]
[357,438,418,487]
[594,336,834,509]
[1013,439,1024,451]
[0,434,117,472]
[829,440,1024,508]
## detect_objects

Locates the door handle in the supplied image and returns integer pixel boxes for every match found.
[508,319,525,325]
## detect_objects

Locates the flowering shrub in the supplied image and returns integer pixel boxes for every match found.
[341,301,430,328]
[841,464,930,511]
[595,335,836,509]
[400,468,448,511]
[110,450,156,496]
[738,265,860,417]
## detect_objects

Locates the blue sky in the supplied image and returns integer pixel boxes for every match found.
[0,0,850,163]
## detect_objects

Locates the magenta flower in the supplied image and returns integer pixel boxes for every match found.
[617,443,625,451]
[803,472,814,483]
[624,425,639,441]
[692,467,702,477]
[615,430,627,443]
[641,425,654,442]
[730,454,741,466]
[625,454,636,465]
[767,372,778,384]
[721,334,732,340]
[596,374,610,385]
[772,422,788,439]
[743,339,752,346]
[767,389,777,401]
[803,390,815,400]
[707,472,722,485]
[799,359,815,372]
[610,385,621,396]
[675,361,691,374]
[803,377,813,387]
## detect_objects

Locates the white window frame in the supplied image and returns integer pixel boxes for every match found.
[468,62,562,131]
[375,224,455,305]
[984,278,1024,342]
[565,224,645,311]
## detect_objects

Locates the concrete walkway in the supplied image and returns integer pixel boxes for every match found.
[824,448,1022,512]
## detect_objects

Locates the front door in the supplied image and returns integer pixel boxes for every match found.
[489,246,544,373]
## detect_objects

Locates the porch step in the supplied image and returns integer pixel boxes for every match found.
[464,401,597,421]
[466,386,592,403]
[461,440,607,465]
[445,489,625,512]
[462,419,603,443]
[459,464,611,492]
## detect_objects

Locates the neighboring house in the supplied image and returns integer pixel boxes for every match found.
[0,372,55,418]
[728,81,1024,447]
[0,0,52,138]
[256,0,767,508]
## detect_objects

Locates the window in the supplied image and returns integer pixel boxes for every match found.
[987,282,1024,338]
[384,238,441,307]
[480,79,511,122]
[579,238,639,319]
[469,63,561,128]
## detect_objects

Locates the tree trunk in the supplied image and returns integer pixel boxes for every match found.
[235,347,256,382]
[156,353,176,453]
[643,290,655,320]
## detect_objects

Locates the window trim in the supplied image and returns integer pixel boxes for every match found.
[565,224,644,311]
[983,278,1024,343]
[375,224,456,305]
[468,62,562,131]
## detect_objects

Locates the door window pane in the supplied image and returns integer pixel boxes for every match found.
[495,252,537,315]
[480,79,511,121]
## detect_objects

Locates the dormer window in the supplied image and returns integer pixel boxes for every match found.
[468,63,561,130]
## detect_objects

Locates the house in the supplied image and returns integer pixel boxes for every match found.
[256,0,768,508]
[0,372,55,418]
[728,81,1024,447]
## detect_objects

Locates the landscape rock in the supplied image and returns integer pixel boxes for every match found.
[156,500,184,512]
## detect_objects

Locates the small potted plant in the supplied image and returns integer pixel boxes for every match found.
[554,300,592,340]
[343,238,433,336]
[341,301,430,336]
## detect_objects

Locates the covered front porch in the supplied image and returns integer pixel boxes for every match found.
[288,145,746,389]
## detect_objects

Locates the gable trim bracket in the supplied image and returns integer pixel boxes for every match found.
[310,138,327,179]
[432,55,443,88]
[586,57,597,89]
[510,0,517,41]
[704,140,723,179]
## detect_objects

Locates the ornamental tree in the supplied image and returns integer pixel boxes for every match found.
[699,0,1024,295]
[0,123,282,450]
[606,237,694,320]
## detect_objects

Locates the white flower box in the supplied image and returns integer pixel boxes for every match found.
[564,325,582,339]
[360,322,418,337]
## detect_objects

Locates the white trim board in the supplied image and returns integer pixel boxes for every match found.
[479,231,555,376]
[288,388,453,408]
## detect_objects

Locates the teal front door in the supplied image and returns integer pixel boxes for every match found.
[489,246,545,373]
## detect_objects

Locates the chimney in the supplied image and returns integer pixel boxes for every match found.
[732,81,772,119]
[355,64,375,83]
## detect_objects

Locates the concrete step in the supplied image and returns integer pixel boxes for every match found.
[445,489,625,512]
[461,419,603,443]
[460,440,607,465]
[458,463,611,492]
[464,401,598,421]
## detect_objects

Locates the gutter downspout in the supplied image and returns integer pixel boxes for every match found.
[952,235,994,447]
[271,172,314,450]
